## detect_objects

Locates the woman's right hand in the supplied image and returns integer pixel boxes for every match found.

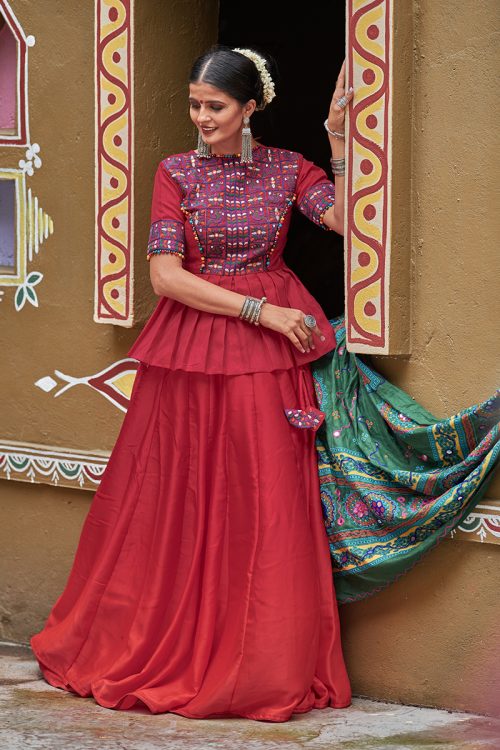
[258,302,325,353]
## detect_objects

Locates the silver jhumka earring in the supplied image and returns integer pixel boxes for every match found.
[240,115,253,163]
[197,130,211,158]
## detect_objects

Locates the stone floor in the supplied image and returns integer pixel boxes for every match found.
[1,641,499,750]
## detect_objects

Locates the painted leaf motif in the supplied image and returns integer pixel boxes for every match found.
[26,285,39,306]
[15,286,26,311]
[27,271,43,285]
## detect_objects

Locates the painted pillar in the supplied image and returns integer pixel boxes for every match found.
[345,0,412,354]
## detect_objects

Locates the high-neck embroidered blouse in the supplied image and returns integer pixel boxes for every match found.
[127,145,339,374]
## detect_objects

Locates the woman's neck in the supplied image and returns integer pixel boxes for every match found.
[210,139,261,156]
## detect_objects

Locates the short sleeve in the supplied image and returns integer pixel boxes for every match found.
[146,161,186,261]
[295,154,336,231]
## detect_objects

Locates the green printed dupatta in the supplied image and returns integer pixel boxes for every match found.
[310,315,500,605]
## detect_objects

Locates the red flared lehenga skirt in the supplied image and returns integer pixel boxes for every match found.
[30,360,352,722]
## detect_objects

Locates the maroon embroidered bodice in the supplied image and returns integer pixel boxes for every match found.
[146,144,336,275]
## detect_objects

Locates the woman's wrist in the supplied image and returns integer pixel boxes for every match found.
[328,133,345,157]
[239,295,268,325]
[327,130,345,178]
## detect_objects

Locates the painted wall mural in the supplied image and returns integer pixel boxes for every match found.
[345,0,391,352]
[449,504,500,545]
[0,168,53,310]
[94,0,134,326]
[0,442,109,490]
[0,3,53,310]
[34,357,140,412]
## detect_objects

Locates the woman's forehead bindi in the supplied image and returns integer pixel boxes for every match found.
[189,83,230,103]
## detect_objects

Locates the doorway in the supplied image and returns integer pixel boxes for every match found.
[218,0,346,318]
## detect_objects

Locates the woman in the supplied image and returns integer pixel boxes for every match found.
[30,45,355,722]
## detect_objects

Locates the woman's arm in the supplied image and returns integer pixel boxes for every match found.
[150,254,246,317]
[149,256,326,353]
[320,60,353,235]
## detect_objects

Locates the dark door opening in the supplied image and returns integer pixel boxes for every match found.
[218,0,346,319]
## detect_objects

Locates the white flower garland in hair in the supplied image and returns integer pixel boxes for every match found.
[232,48,276,109]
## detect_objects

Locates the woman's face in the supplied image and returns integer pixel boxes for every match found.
[189,80,256,152]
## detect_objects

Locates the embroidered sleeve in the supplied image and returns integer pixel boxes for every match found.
[147,162,186,261]
[295,154,336,231]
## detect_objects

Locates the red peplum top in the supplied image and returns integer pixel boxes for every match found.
[127,144,339,375]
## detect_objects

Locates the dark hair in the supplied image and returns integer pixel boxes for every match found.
[189,44,278,110]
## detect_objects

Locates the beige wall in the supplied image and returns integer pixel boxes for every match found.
[340,539,500,717]
[1,0,499,718]
[347,0,500,716]
[0,481,89,643]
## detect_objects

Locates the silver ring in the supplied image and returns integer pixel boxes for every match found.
[304,314,316,329]
[335,95,348,109]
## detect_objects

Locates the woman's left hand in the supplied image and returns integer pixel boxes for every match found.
[327,60,354,134]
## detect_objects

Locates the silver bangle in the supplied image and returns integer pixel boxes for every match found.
[324,118,345,139]
[252,296,267,325]
[247,299,258,322]
[239,297,251,320]
[250,299,259,324]
[255,296,267,325]
[330,156,346,176]
[239,295,267,325]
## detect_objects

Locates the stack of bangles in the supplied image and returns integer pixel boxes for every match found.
[330,156,345,176]
[239,295,267,325]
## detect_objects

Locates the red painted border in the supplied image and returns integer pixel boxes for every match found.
[95,0,133,323]
[346,0,391,351]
